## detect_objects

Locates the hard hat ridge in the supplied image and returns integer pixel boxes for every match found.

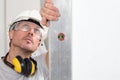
[9,10,42,30]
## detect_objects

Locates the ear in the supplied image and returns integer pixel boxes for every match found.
[35,41,40,51]
[9,30,14,39]
[38,41,40,47]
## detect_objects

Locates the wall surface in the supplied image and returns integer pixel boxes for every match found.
[72,0,120,80]
[0,0,6,57]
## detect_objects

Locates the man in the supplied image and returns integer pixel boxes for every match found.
[0,1,60,80]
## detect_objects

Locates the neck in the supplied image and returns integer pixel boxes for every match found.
[7,46,32,63]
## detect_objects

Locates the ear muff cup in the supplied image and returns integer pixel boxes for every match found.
[12,56,25,74]
[12,56,37,76]
[24,58,32,76]
[24,58,37,76]
[30,58,37,75]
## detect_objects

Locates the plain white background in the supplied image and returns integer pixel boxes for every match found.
[0,0,6,56]
[72,0,120,80]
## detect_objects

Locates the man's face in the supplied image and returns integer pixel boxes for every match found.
[9,21,41,52]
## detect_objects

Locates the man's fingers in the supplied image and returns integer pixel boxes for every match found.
[44,3,60,14]
[45,0,53,3]
[40,0,60,26]
[43,6,60,17]
[41,11,59,21]
[41,7,59,21]
[41,17,50,27]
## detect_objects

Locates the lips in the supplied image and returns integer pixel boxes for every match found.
[24,37,33,44]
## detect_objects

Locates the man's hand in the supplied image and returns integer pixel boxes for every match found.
[40,0,60,26]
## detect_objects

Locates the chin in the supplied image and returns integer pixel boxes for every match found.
[21,45,37,53]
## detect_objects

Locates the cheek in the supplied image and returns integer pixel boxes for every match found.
[15,33,22,39]
[12,32,24,44]
[12,37,20,46]
[34,39,40,47]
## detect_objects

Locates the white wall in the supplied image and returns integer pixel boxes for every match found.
[72,0,120,80]
[0,0,6,57]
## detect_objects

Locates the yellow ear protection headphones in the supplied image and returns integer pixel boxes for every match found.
[3,53,37,77]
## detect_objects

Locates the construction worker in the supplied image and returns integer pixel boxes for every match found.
[0,0,60,80]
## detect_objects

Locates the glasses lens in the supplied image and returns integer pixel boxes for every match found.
[20,25,29,31]
[15,25,41,39]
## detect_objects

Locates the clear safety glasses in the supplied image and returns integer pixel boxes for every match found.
[13,22,42,39]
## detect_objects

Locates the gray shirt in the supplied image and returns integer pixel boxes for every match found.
[0,54,48,80]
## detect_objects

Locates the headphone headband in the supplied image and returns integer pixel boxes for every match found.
[3,53,14,69]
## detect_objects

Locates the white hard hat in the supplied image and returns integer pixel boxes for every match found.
[9,10,48,41]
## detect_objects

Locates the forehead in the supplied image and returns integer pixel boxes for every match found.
[17,21,40,28]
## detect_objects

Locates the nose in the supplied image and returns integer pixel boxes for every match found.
[28,28,34,36]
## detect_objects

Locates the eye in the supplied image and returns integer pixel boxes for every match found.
[34,28,40,34]
[21,25,29,31]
